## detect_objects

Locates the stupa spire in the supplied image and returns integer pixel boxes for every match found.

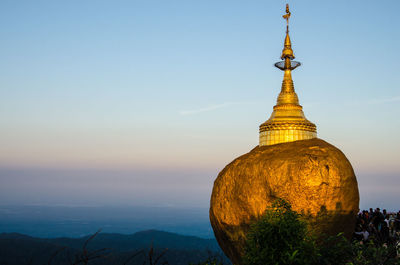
[275,4,299,106]
[259,4,317,146]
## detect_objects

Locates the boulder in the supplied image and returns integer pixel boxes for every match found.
[209,138,359,265]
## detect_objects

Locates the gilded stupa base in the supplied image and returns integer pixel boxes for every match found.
[259,128,316,146]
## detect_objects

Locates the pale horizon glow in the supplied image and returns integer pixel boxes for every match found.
[1,0,399,211]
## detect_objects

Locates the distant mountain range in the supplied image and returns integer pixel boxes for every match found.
[0,230,229,265]
[0,205,213,238]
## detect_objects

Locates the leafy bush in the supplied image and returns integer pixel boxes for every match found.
[317,232,354,264]
[242,199,400,265]
[243,199,318,265]
[347,240,399,265]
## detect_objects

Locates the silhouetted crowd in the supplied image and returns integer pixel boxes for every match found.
[354,208,400,244]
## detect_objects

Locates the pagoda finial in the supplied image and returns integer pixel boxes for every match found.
[283,3,291,33]
[281,4,294,60]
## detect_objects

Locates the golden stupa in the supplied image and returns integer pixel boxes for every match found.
[210,5,359,265]
[259,4,316,146]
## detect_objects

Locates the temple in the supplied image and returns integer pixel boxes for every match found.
[259,4,317,146]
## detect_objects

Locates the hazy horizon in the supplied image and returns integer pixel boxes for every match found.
[1,0,399,231]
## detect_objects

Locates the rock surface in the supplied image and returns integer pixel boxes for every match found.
[209,138,359,265]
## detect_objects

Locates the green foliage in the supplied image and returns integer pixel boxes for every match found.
[317,232,354,264]
[243,199,318,265]
[347,240,399,265]
[317,233,399,265]
[243,199,400,265]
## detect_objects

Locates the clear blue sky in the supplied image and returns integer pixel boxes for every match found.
[0,1,399,210]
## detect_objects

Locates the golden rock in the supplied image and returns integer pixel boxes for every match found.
[209,138,359,265]
[209,6,360,264]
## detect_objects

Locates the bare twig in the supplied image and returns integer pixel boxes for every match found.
[153,248,168,265]
[122,250,145,265]
[83,230,101,251]
[69,229,110,265]
[48,246,67,265]
[145,243,168,265]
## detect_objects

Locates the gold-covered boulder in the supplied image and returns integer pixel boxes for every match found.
[209,138,359,265]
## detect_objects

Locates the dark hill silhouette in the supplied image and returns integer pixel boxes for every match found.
[0,230,228,265]
[49,229,219,252]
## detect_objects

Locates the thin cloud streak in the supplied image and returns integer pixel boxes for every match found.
[345,96,400,106]
[179,101,255,115]
[367,96,400,104]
